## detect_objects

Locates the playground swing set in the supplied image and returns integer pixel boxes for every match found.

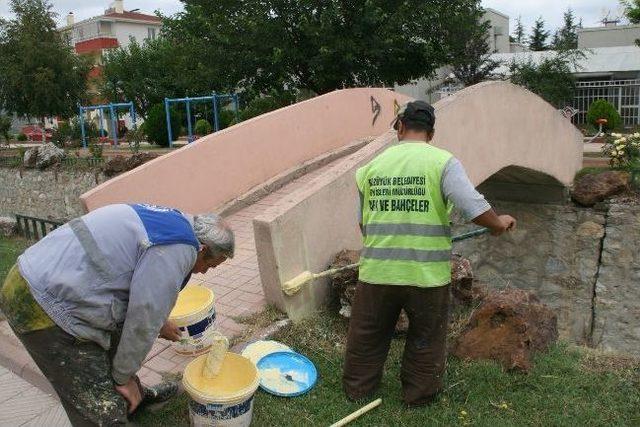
[164,93,239,148]
[78,102,137,148]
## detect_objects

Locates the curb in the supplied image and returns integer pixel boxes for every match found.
[0,336,56,396]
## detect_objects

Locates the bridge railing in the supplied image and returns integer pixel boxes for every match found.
[15,214,64,240]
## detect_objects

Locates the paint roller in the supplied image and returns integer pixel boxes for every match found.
[281,227,490,296]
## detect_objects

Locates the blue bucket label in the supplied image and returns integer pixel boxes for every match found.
[179,308,216,337]
[190,397,253,420]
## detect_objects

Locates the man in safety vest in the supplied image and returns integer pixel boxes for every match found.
[343,100,516,406]
[0,203,234,425]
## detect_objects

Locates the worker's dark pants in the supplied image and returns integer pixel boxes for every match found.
[343,281,450,406]
[7,325,128,426]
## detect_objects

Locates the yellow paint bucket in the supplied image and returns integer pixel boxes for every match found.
[183,353,260,426]
[169,285,216,356]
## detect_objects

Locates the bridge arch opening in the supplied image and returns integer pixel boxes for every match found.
[476,165,568,204]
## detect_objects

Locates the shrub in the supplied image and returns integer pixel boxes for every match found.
[144,103,181,147]
[0,115,11,144]
[238,93,294,122]
[88,142,104,159]
[218,109,237,130]
[587,100,623,131]
[194,119,213,136]
[17,133,27,142]
[126,126,145,154]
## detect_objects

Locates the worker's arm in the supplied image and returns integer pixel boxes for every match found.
[111,243,196,386]
[441,158,516,235]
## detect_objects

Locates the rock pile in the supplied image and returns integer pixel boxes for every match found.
[23,143,65,169]
[103,153,158,177]
[330,251,486,333]
[451,288,558,371]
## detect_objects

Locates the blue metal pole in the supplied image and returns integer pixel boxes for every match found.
[186,99,193,143]
[165,98,173,148]
[98,108,104,141]
[110,104,118,146]
[212,94,220,132]
[130,102,137,131]
[79,105,87,149]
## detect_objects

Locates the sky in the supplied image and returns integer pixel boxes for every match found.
[0,0,629,35]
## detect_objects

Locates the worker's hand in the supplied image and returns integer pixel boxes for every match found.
[159,320,181,342]
[115,377,143,414]
[492,215,517,236]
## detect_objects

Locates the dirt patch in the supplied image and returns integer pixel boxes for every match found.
[452,288,558,371]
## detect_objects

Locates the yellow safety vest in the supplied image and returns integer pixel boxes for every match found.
[356,142,453,287]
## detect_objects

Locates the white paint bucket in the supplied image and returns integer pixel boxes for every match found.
[183,353,261,427]
[169,285,216,356]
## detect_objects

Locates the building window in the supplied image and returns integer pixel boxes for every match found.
[148,27,156,40]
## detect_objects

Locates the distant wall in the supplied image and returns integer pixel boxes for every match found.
[254,81,584,319]
[0,168,104,220]
[81,88,413,214]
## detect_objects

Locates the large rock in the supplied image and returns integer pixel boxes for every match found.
[0,216,17,237]
[103,153,158,177]
[23,143,65,169]
[330,250,483,333]
[572,171,629,207]
[452,288,558,371]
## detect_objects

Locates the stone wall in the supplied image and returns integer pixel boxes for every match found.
[0,167,103,220]
[453,201,605,345]
[593,203,640,356]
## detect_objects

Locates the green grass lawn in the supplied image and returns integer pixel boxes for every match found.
[0,235,30,284]
[135,313,640,427]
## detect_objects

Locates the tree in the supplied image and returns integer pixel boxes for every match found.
[101,37,189,119]
[0,0,90,124]
[552,8,579,50]
[0,115,11,144]
[512,15,526,44]
[622,0,640,23]
[449,6,502,87]
[161,0,484,96]
[509,50,584,107]
[529,17,550,51]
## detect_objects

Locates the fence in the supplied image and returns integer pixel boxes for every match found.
[573,79,640,127]
[15,214,63,240]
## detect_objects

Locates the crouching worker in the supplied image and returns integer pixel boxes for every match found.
[0,203,234,426]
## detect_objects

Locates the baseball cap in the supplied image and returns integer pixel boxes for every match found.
[392,101,436,131]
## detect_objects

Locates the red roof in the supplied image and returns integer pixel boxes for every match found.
[103,11,161,23]
[75,37,119,54]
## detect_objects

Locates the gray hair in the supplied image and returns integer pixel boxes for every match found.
[193,214,235,259]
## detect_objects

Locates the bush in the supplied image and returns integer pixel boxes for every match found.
[218,109,237,130]
[586,99,623,131]
[238,93,294,122]
[17,133,27,142]
[194,119,213,136]
[0,115,11,144]
[126,126,145,153]
[144,103,181,147]
[88,142,104,159]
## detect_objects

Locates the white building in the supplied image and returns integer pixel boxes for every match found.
[578,22,640,49]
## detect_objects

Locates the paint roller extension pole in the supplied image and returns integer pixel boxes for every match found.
[330,398,382,427]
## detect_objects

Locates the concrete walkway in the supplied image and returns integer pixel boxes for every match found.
[0,154,343,417]
[0,365,70,426]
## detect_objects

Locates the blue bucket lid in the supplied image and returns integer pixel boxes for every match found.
[256,351,318,397]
